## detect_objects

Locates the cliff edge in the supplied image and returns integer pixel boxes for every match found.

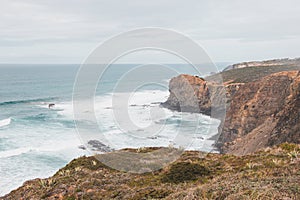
[162,66,300,155]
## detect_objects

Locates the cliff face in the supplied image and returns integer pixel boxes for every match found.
[161,74,227,119]
[163,71,300,155]
[162,74,211,115]
[267,73,300,146]
[219,71,300,155]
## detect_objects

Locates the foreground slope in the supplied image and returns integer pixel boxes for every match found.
[1,144,299,200]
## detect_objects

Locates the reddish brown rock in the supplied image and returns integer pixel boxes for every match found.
[162,74,227,119]
[162,74,211,114]
[163,71,300,155]
[218,71,300,155]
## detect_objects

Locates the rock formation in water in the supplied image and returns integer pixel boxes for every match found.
[161,74,227,119]
[87,140,113,152]
[162,74,211,114]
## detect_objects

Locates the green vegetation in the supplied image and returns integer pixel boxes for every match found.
[280,142,300,152]
[206,64,300,83]
[161,162,210,183]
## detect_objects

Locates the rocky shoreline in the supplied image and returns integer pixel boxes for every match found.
[162,59,300,155]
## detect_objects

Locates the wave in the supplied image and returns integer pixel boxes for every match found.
[21,113,49,122]
[0,97,57,106]
[0,142,82,159]
[0,147,31,158]
[0,118,11,128]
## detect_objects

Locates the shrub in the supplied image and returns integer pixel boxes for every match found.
[161,162,210,184]
[280,143,299,152]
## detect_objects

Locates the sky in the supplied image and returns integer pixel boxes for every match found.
[0,0,300,64]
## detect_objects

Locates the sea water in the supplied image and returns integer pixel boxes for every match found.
[0,64,221,195]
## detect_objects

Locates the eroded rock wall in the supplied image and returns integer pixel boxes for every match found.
[163,71,300,155]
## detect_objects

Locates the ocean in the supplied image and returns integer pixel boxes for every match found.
[0,64,222,195]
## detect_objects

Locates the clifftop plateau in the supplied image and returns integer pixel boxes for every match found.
[223,57,300,72]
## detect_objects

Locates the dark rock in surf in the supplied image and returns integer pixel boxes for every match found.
[88,140,113,152]
[48,103,55,109]
[78,145,87,150]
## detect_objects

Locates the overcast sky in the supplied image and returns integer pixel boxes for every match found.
[1,0,300,64]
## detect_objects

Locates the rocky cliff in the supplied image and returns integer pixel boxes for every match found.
[218,71,300,155]
[161,74,227,119]
[162,74,212,115]
[162,69,300,155]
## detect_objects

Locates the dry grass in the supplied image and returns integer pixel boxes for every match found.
[206,64,300,84]
[1,143,300,200]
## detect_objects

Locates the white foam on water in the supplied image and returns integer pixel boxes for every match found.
[0,126,87,196]
[57,89,220,152]
[0,145,82,159]
[0,118,11,128]
[31,89,220,153]
[0,147,31,158]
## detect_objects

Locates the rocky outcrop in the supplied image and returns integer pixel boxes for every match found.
[161,74,227,119]
[162,74,211,114]
[217,71,300,155]
[163,70,300,155]
[88,140,113,152]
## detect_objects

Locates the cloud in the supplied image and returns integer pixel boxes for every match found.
[0,0,300,63]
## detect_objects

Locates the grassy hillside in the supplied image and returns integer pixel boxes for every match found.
[207,64,300,83]
[2,143,300,200]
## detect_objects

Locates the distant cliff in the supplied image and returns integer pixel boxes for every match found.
[207,58,300,84]
[223,57,300,71]
[162,60,300,155]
